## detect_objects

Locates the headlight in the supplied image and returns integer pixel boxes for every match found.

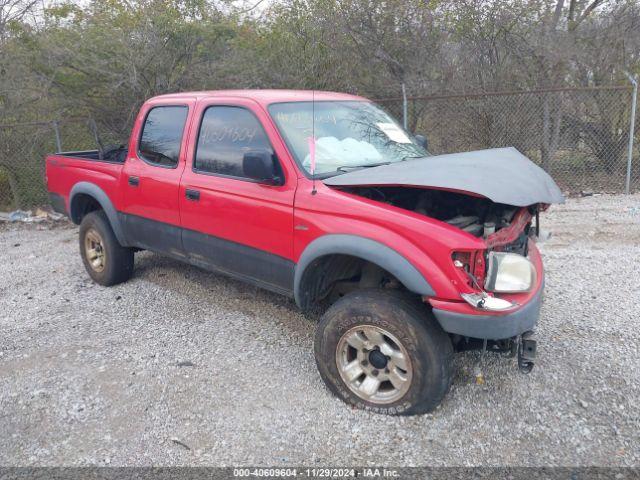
[485,252,534,293]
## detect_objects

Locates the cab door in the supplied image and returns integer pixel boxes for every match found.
[179,97,298,294]
[120,99,193,255]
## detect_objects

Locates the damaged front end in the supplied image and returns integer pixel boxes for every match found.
[335,185,540,301]
[333,186,545,372]
[337,184,533,246]
[323,147,565,372]
[323,146,563,311]
[329,186,546,372]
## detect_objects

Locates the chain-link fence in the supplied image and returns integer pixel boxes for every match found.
[378,85,640,194]
[0,118,117,210]
[0,121,54,210]
[0,85,638,210]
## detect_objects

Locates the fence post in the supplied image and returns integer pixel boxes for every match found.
[89,118,104,158]
[52,121,62,153]
[625,73,637,195]
[402,83,408,131]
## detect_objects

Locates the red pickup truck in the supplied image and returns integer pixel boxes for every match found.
[46,90,563,415]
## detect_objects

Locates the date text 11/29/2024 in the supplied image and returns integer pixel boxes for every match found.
[233,468,399,477]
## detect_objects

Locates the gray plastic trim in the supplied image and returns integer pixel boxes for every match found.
[294,234,435,308]
[69,182,128,246]
[48,192,67,216]
[432,281,544,339]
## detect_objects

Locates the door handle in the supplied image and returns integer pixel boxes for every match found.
[185,188,200,201]
[128,176,140,187]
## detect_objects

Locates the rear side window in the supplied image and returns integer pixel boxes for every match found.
[139,106,188,168]
[194,106,273,178]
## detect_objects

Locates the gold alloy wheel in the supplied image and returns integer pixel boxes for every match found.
[336,325,413,404]
[84,228,106,273]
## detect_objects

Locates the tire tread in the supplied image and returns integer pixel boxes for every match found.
[314,289,453,415]
[79,210,134,286]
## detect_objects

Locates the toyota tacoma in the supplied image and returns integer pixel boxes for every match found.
[46,90,564,415]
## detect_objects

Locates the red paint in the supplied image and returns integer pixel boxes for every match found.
[485,208,532,249]
[179,96,297,259]
[120,97,196,227]
[45,89,545,313]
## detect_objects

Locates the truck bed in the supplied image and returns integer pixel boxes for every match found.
[46,149,127,217]
[53,147,127,163]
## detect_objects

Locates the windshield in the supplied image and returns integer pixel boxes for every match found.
[268,101,428,177]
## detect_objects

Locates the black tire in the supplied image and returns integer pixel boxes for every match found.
[79,210,134,286]
[314,289,453,415]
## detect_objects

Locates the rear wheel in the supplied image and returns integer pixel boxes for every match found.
[79,211,134,286]
[314,289,453,415]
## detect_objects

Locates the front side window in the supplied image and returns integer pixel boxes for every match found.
[139,106,188,167]
[194,106,273,178]
[268,101,427,177]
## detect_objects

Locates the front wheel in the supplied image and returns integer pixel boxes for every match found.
[314,289,453,415]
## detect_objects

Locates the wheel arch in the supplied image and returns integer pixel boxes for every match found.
[294,234,435,310]
[69,182,128,246]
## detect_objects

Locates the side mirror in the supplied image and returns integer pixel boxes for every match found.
[414,134,428,151]
[243,150,281,185]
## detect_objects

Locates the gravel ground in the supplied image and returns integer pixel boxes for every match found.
[1,194,639,467]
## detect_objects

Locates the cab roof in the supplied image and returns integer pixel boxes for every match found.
[149,89,368,106]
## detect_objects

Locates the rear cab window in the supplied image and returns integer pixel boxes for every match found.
[138,106,189,168]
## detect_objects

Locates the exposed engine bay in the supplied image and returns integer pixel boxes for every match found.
[340,186,536,255]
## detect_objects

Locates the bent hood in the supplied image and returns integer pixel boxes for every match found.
[323,147,565,206]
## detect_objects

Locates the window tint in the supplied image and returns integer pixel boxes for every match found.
[195,106,273,177]
[139,106,188,167]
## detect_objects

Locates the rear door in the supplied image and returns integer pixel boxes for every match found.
[120,99,193,255]
[179,97,297,294]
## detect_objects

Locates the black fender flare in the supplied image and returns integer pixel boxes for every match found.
[293,234,435,309]
[69,182,128,246]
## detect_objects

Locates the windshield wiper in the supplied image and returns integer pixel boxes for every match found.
[336,161,391,172]
[401,154,427,161]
